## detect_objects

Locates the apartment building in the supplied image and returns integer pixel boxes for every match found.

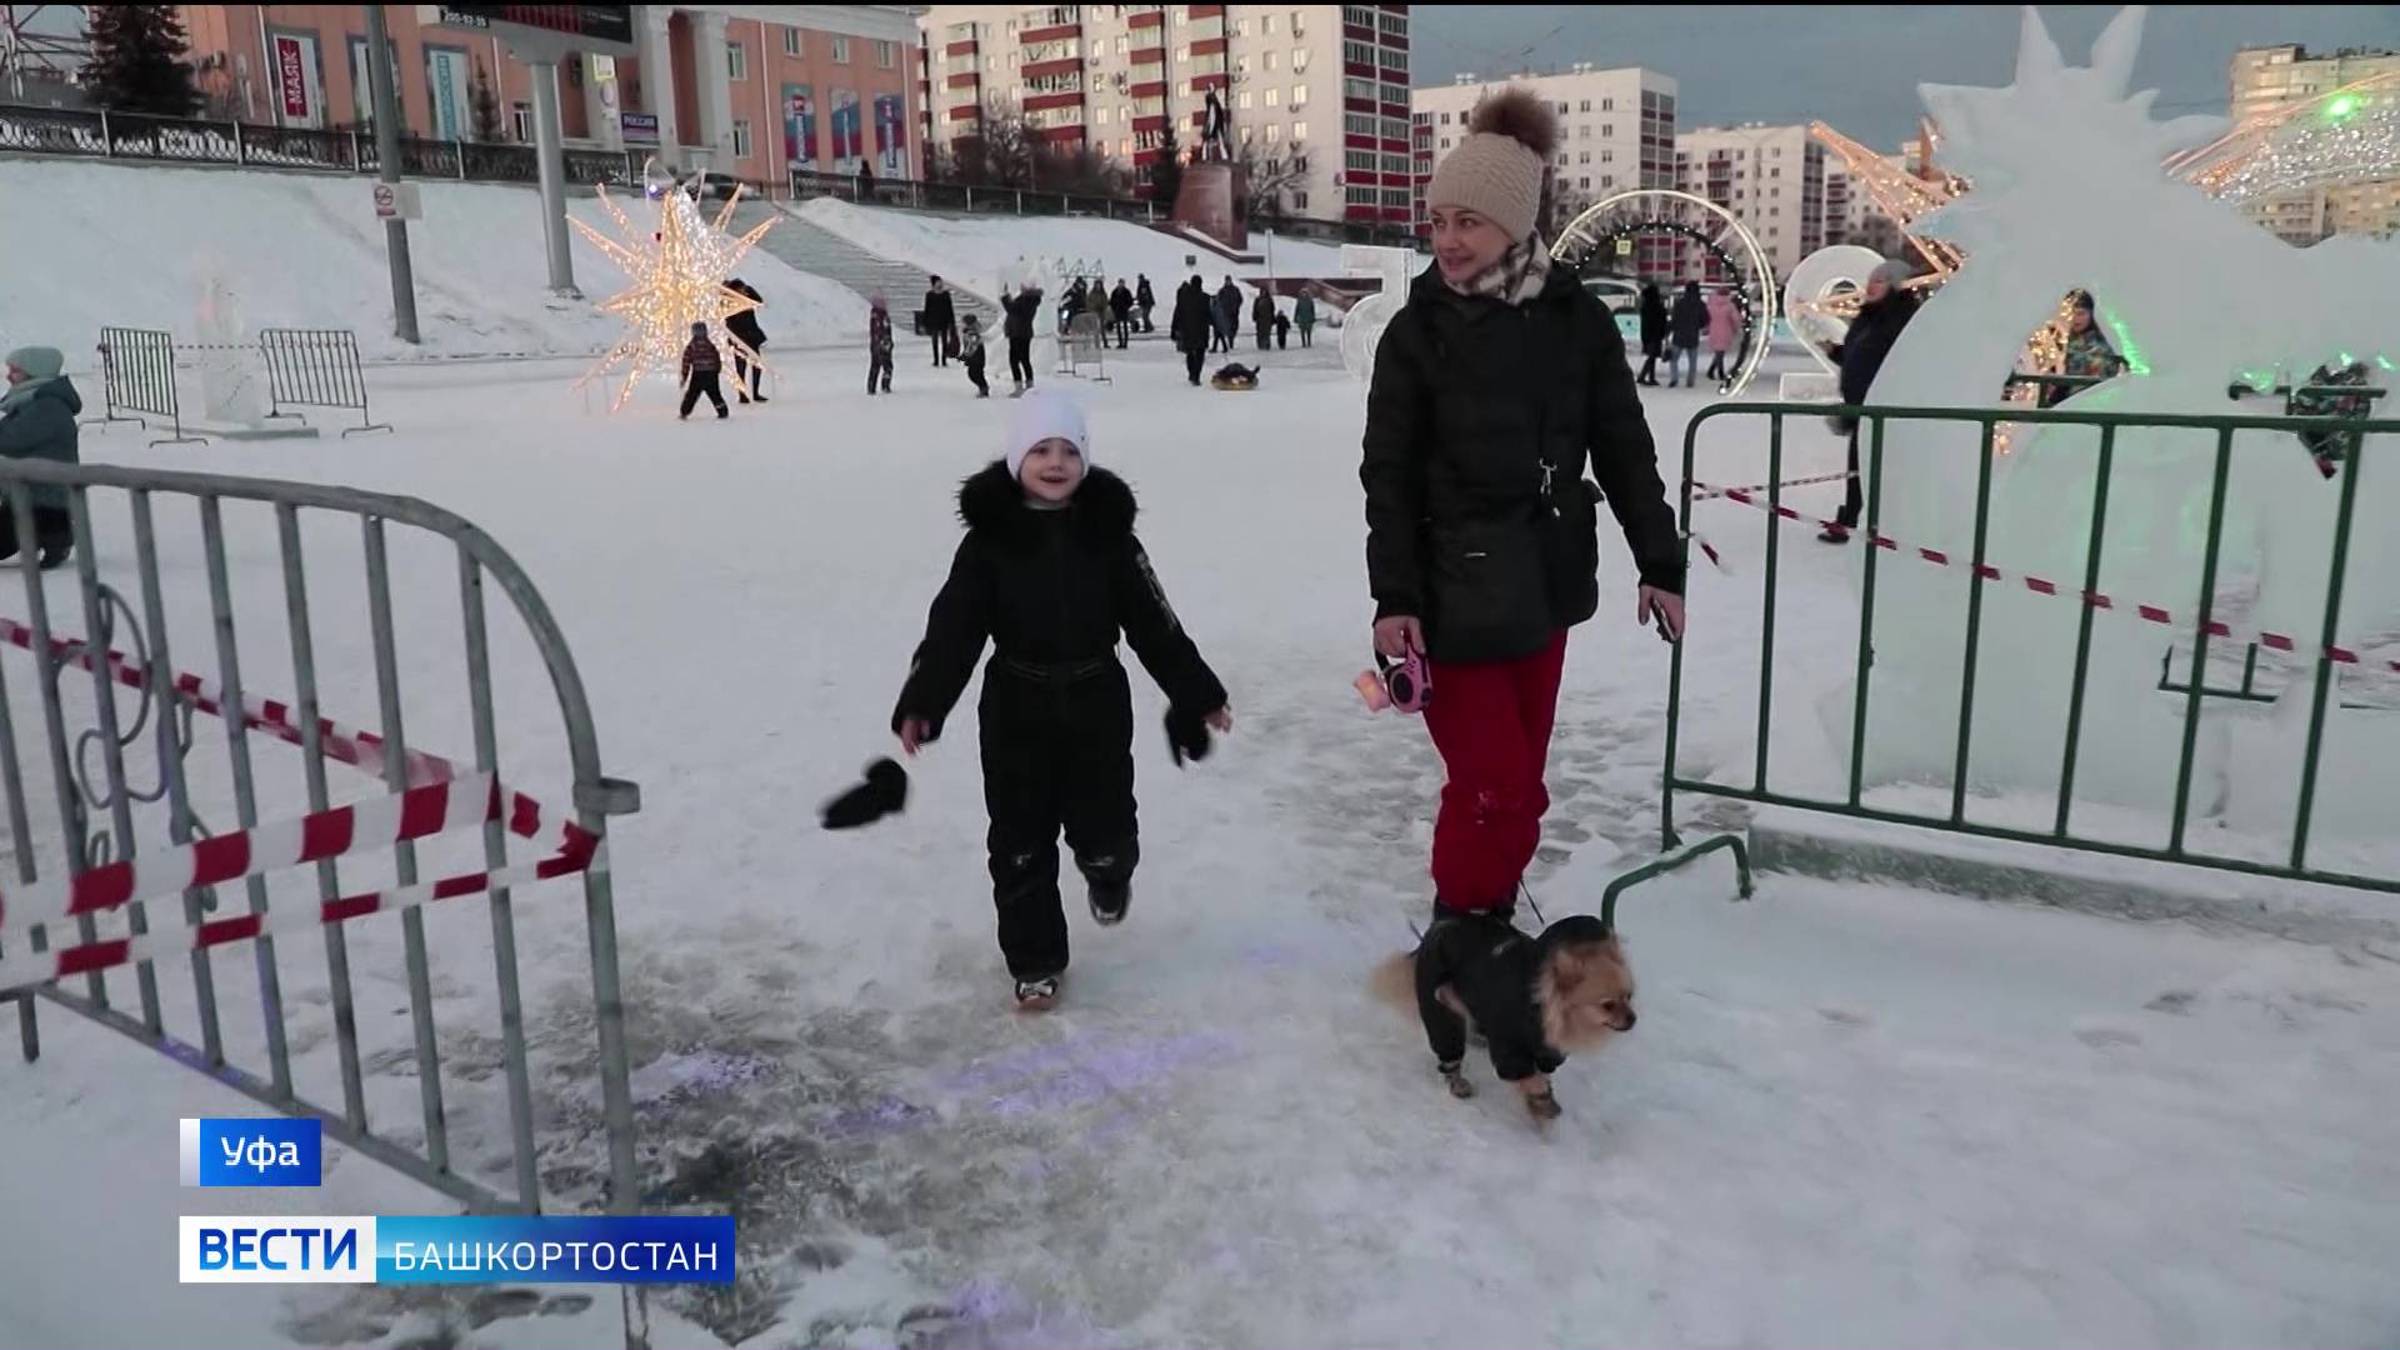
[2228,43,2399,245]
[1412,64,1676,259]
[1673,122,1826,282]
[916,4,1413,228]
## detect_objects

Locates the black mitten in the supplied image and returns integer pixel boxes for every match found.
[1165,706,1212,767]
[821,758,909,830]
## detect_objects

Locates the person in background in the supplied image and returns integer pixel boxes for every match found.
[0,345,82,569]
[868,294,896,395]
[1172,274,1214,387]
[1002,281,1043,396]
[1636,282,1668,386]
[1213,277,1241,353]
[1252,289,1276,351]
[2044,290,2124,408]
[1703,287,1738,390]
[1821,259,1920,544]
[1294,291,1317,348]
[923,276,958,368]
[1109,279,1136,350]
[725,277,768,403]
[960,314,990,398]
[678,322,729,420]
[1668,280,1705,389]
[856,157,876,202]
[1136,273,1157,333]
[1274,309,1291,350]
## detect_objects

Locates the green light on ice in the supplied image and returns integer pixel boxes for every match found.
[2106,314,2150,376]
[2324,93,2363,121]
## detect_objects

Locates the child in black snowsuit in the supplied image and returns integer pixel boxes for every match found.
[959,315,989,398]
[867,295,895,394]
[679,322,728,419]
[892,390,1231,1009]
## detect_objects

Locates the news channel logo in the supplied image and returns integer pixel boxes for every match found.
[178,1216,737,1285]
[176,1117,733,1284]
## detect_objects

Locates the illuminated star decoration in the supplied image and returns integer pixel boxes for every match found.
[2170,71,2400,204]
[571,163,778,412]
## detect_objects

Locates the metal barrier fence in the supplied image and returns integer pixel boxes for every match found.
[0,456,641,1226]
[259,329,391,437]
[1664,399,2400,894]
[86,328,203,448]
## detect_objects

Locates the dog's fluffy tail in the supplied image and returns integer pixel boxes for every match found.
[1368,951,1417,1016]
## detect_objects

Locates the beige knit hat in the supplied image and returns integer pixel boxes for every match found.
[1427,88,1559,243]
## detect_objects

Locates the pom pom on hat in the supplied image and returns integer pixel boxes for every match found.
[1005,388,1092,480]
[1427,87,1559,244]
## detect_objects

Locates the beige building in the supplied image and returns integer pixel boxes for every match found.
[2228,43,2400,245]
[1411,64,1677,261]
[1823,158,1907,260]
[1673,123,1828,281]
[915,4,1413,228]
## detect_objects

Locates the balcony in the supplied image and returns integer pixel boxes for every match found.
[1020,23,1078,46]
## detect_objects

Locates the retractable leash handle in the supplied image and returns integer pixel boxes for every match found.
[1355,648,1431,715]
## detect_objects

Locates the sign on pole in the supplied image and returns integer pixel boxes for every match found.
[372,181,423,221]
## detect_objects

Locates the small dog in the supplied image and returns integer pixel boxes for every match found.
[1372,912,1635,1125]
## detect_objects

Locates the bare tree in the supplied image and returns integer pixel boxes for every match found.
[1237,137,1308,227]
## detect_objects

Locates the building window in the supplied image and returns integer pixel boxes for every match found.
[1291,83,1307,107]
[1117,35,1128,53]
[728,42,747,81]
[1292,119,1306,142]
[1263,50,1276,71]
[876,39,898,68]
[1239,89,1252,108]
[1292,46,1307,72]
[1344,39,1374,65]
[1263,12,1277,34]
[1236,18,1248,35]
[1601,149,1613,162]
[1097,105,1110,124]
[832,36,854,63]
[1771,166,1781,177]
[1440,111,1451,125]
[1438,136,1449,150]
[1293,190,1307,210]
[1265,86,1280,106]
[783,27,802,57]
[510,100,532,140]
[1602,123,1612,137]
[1579,150,1590,164]
[1602,97,1613,111]
[732,119,753,157]
[1579,124,1590,139]
[1579,175,1590,188]
[1267,122,1282,142]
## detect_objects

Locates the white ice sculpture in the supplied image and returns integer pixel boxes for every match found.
[1340,243,1417,384]
[1778,243,1888,401]
[1835,5,2400,848]
[192,264,264,426]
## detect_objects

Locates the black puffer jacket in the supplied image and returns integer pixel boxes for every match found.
[1838,290,1918,407]
[1670,285,1705,348]
[1170,280,1214,352]
[1002,288,1043,343]
[892,465,1227,741]
[1361,263,1683,664]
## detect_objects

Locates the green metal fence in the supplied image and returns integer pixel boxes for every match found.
[1662,397,2400,894]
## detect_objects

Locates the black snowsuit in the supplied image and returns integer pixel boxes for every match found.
[1414,911,1607,1082]
[726,281,767,400]
[1002,288,1043,388]
[893,465,1227,980]
[923,285,957,366]
[1362,263,1684,665]
[1171,279,1214,385]
[1831,290,1919,530]
[1136,276,1156,332]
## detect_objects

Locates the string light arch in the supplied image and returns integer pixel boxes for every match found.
[1551,189,1778,397]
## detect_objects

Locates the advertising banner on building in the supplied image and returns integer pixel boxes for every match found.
[874,93,905,177]
[783,84,815,169]
[272,32,320,127]
[425,46,473,141]
[830,88,861,165]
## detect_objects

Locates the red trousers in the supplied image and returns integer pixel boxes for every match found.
[1423,631,1568,910]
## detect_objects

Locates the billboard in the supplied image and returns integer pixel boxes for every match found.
[874,93,905,178]
[829,88,860,165]
[783,84,814,169]
[271,32,321,127]
[425,46,473,141]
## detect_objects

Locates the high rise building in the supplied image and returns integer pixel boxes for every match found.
[915,5,1412,230]
[2226,44,2400,245]
[1673,123,1827,282]
[1411,64,1677,256]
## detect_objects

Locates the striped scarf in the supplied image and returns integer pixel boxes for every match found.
[1446,233,1553,307]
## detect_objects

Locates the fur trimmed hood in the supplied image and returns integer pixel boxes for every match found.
[957,462,1138,542]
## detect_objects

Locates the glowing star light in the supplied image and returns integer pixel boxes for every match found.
[572,161,778,412]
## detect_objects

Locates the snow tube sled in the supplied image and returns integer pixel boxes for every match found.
[1211,363,1260,391]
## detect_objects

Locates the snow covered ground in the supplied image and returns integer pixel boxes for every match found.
[0,159,868,362]
[3,339,2397,1349]
[796,197,1367,310]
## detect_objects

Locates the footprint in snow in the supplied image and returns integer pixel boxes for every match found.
[2145,990,2198,1015]
[2075,1025,2143,1049]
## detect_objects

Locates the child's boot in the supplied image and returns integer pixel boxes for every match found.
[1013,975,1060,1011]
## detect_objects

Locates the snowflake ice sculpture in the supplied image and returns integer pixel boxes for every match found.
[572,161,778,412]
[1829,6,2400,844]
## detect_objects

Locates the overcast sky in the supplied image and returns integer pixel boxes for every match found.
[1411,6,2400,148]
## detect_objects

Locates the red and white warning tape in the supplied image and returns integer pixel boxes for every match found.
[0,615,601,992]
[0,618,455,787]
[1688,469,1854,503]
[1689,481,2400,675]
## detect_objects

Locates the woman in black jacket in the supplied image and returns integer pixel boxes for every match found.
[1362,88,1684,932]
[1668,280,1706,388]
[1000,282,1043,395]
[1636,282,1668,386]
[1170,275,1215,386]
[893,392,1229,1009]
[1821,259,1919,543]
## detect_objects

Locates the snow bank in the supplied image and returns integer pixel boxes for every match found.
[795,195,1374,310]
[0,158,867,363]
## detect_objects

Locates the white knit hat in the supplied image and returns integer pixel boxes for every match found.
[1427,87,1559,244]
[1005,388,1092,480]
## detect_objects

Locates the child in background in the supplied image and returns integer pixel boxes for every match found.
[891,390,1232,1010]
[960,315,990,398]
[679,322,728,420]
[868,294,895,395]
